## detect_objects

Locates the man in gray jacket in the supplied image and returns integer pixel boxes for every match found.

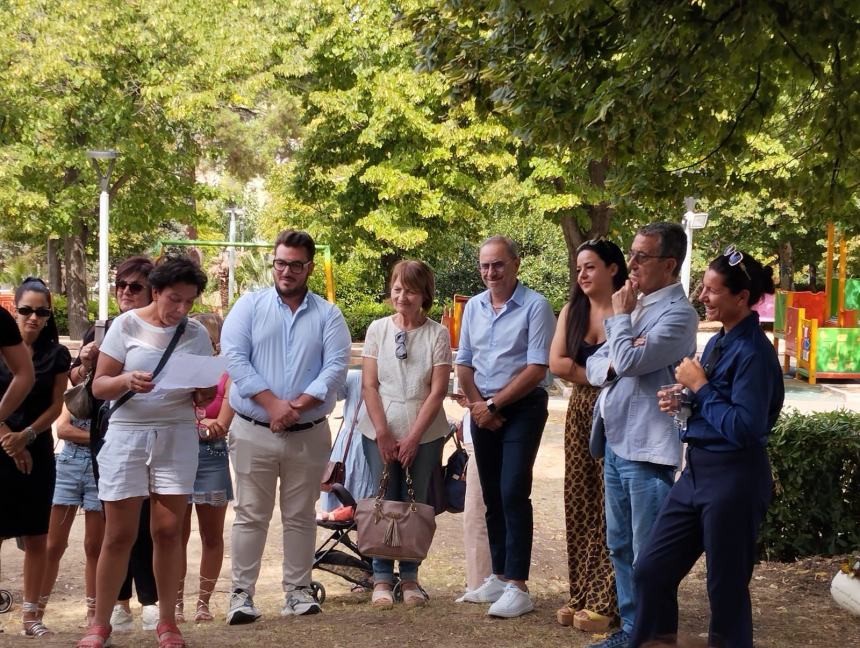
[585,222,699,648]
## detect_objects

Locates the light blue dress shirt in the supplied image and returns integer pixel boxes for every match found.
[455,281,556,396]
[221,287,352,424]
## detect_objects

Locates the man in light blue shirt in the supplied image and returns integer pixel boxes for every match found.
[221,229,351,624]
[456,235,556,618]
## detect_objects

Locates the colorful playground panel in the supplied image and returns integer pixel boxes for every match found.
[798,316,860,384]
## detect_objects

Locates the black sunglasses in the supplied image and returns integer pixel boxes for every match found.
[17,306,52,318]
[116,280,145,294]
[395,330,408,360]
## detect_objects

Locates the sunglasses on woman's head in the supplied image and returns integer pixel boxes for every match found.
[722,244,751,280]
[116,280,145,294]
[17,306,52,318]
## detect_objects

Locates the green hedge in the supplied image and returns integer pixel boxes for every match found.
[340,301,444,341]
[52,295,120,337]
[760,409,860,561]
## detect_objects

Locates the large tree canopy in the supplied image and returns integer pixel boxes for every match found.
[408,1,860,244]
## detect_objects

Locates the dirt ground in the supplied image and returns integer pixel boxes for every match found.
[1,404,859,647]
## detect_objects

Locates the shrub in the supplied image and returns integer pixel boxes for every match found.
[759,408,860,561]
[340,301,445,341]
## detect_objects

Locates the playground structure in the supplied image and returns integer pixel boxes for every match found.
[154,239,337,305]
[774,223,860,384]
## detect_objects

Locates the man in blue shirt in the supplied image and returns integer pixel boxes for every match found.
[455,235,556,618]
[221,229,351,624]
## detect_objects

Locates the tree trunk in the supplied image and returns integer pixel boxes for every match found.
[558,158,613,286]
[64,218,90,340]
[777,241,794,290]
[47,237,62,293]
[808,263,818,292]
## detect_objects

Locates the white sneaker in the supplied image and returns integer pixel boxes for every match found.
[281,587,321,616]
[226,590,262,625]
[141,604,159,630]
[110,605,134,632]
[487,583,534,618]
[456,575,506,603]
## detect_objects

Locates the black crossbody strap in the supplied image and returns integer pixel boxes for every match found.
[108,317,188,416]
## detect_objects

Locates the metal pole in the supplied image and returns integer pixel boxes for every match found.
[88,150,117,321]
[681,197,695,297]
[98,189,110,319]
[227,209,237,304]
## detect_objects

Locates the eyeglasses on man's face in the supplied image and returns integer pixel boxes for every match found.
[478,260,509,274]
[627,250,670,264]
[272,259,312,274]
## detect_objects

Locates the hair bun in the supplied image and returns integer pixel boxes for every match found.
[22,276,47,286]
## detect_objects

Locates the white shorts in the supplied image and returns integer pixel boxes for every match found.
[97,423,199,501]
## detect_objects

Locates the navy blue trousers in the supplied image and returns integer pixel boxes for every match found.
[471,388,548,581]
[631,446,772,648]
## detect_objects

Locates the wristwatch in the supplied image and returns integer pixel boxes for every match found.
[486,398,498,414]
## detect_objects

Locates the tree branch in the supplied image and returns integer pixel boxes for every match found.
[666,62,762,173]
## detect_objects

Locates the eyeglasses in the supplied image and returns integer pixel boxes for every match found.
[17,306,52,318]
[395,330,408,360]
[478,260,508,273]
[722,244,751,280]
[116,280,145,294]
[273,259,312,274]
[627,250,670,264]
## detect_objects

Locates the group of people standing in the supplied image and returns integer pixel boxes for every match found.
[0,222,784,648]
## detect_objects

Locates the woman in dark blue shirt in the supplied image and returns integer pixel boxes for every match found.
[631,248,784,648]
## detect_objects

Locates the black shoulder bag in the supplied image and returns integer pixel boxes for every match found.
[92,317,188,480]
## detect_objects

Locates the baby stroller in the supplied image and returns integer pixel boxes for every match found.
[0,545,13,614]
[312,483,404,601]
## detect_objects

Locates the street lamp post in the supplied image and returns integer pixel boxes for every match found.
[681,196,709,297]
[87,150,118,321]
[224,206,245,304]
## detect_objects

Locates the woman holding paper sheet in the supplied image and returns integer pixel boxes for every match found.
[77,256,215,648]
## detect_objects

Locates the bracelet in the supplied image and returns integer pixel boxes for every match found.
[23,426,37,445]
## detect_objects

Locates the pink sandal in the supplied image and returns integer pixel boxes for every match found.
[156,621,186,648]
[76,623,112,648]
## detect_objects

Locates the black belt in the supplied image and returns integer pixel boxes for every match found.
[237,412,326,432]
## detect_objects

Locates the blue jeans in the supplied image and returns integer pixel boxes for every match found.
[53,443,102,512]
[471,388,548,581]
[362,435,444,584]
[604,444,674,634]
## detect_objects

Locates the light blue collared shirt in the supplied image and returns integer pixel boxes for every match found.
[455,281,556,396]
[221,286,351,423]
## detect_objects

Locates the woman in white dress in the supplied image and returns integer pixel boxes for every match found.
[360,260,451,609]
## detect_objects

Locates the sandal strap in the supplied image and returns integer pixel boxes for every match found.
[77,624,111,648]
[156,621,186,648]
[23,619,53,637]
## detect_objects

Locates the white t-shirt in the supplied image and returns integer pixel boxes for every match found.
[99,310,215,429]
[358,316,452,443]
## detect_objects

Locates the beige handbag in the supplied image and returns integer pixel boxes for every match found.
[355,464,437,561]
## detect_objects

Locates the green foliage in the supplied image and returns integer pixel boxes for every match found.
[340,301,392,342]
[760,409,860,561]
[52,295,119,336]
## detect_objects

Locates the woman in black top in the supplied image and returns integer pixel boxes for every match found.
[0,278,71,637]
[549,239,627,632]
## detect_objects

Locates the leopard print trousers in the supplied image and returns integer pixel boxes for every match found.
[563,383,618,619]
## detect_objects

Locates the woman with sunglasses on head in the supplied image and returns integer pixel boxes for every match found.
[549,239,627,633]
[359,260,452,609]
[77,256,216,648]
[64,255,162,632]
[0,278,70,637]
[631,248,784,648]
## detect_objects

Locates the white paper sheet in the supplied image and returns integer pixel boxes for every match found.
[153,352,228,391]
